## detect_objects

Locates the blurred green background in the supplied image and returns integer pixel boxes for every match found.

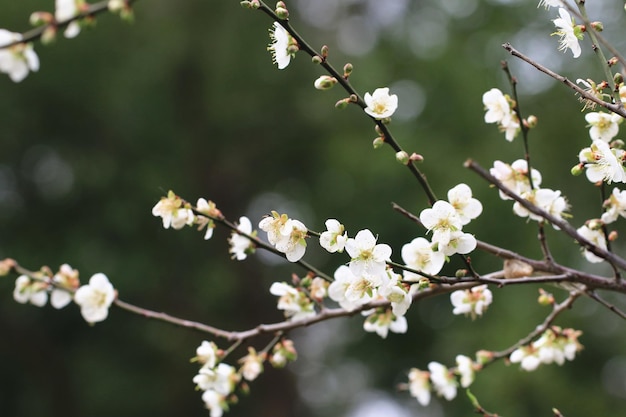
[2,0,626,416]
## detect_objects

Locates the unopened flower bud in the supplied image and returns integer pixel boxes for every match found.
[41,26,57,44]
[314,75,337,90]
[372,137,385,148]
[108,0,125,12]
[349,94,358,102]
[311,55,322,64]
[587,218,603,230]
[571,163,584,176]
[455,269,468,278]
[343,63,353,77]
[395,151,409,165]
[287,44,298,54]
[321,45,329,58]
[275,7,289,19]
[250,0,260,9]
[409,153,424,162]
[610,139,624,149]
[614,71,623,84]
[0,258,15,276]
[591,21,603,32]
[537,288,555,306]
[335,98,350,109]
[608,230,618,241]
[525,115,538,128]
[475,350,494,365]
[30,11,53,26]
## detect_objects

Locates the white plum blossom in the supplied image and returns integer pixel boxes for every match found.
[401,237,445,278]
[455,355,475,388]
[510,327,582,371]
[420,201,463,246]
[450,284,493,318]
[579,140,626,184]
[228,216,254,260]
[490,159,542,200]
[585,112,622,142]
[438,231,477,256]
[201,390,226,417]
[428,362,457,401]
[328,265,369,311]
[51,263,79,309]
[345,229,392,279]
[408,368,431,406]
[364,87,399,119]
[239,347,264,382]
[362,308,408,339]
[195,198,221,240]
[0,30,39,82]
[482,88,520,141]
[259,212,308,262]
[381,281,412,317]
[602,188,626,224]
[74,273,116,323]
[195,341,219,369]
[538,0,564,8]
[152,191,195,230]
[513,188,569,225]
[319,219,348,253]
[193,363,238,396]
[269,282,315,321]
[510,346,541,371]
[56,0,83,38]
[576,224,607,263]
[447,183,483,225]
[268,22,295,69]
[552,8,582,58]
[13,275,48,307]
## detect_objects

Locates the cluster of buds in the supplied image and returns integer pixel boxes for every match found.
[509,326,583,371]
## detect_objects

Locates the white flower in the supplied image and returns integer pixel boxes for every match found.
[580,140,626,184]
[428,362,457,401]
[364,87,399,119]
[450,284,493,318]
[601,187,626,224]
[345,229,392,279]
[74,273,116,323]
[13,275,48,307]
[201,390,226,417]
[51,263,79,309]
[408,368,431,406]
[585,112,622,142]
[195,198,220,240]
[319,219,348,253]
[447,183,483,225]
[510,347,541,371]
[328,265,368,311]
[152,191,195,230]
[379,278,412,317]
[239,347,263,382]
[228,216,254,260]
[363,309,407,339]
[259,212,308,262]
[512,188,569,225]
[482,88,520,141]
[419,201,463,246]
[576,224,607,263]
[195,341,219,368]
[0,30,39,82]
[193,363,238,396]
[552,8,582,58]
[438,231,477,256]
[490,159,542,200]
[56,0,83,38]
[538,0,564,8]
[268,22,295,69]
[401,237,445,278]
[269,282,316,321]
[455,355,475,388]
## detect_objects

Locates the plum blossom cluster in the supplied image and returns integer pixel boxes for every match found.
[0,30,39,82]
[11,263,116,323]
[401,184,482,279]
[259,211,308,262]
[509,326,583,371]
[407,355,478,406]
[482,88,520,141]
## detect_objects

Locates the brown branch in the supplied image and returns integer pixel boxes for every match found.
[502,43,626,118]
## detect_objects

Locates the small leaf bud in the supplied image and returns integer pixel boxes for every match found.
[395,151,409,165]
[343,63,353,77]
[455,269,468,278]
[311,55,323,64]
[591,21,603,32]
[314,75,337,90]
[349,94,358,102]
[417,278,431,290]
[570,163,584,176]
[374,124,383,135]
[372,137,385,148]
[525,115,538,129]
[608,230,618,241]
